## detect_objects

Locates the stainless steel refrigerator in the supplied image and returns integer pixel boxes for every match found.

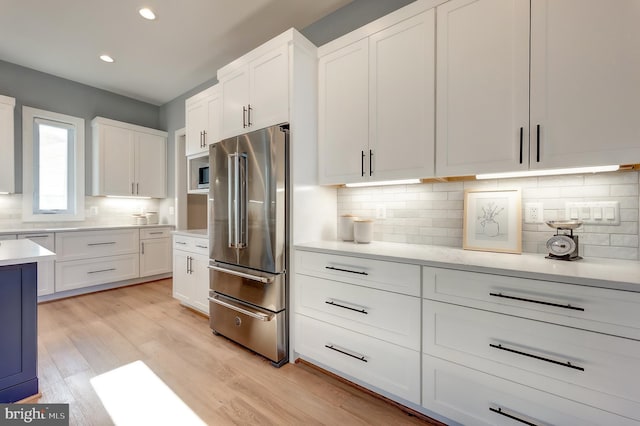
[208,124,288,366]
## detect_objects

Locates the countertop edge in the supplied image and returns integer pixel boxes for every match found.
[0,224,175,234]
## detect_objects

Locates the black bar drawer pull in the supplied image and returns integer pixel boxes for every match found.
[325,266,368,276]
[489,343,584,371]
[87,268,116,275]
[490,407,539,426]
[324,344,367,362]
[361,150,365,177]
[519,127,523,164]
[536,124,541,162]
[489,292,584,311]
[325,299,368,314]
[87,241,116,246]
[26,235,49,239]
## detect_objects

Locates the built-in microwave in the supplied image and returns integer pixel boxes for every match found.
[197,165,209,189]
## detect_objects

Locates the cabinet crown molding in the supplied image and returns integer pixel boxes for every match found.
[91,116,167,137]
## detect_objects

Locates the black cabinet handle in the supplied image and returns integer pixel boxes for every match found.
[519,127,524,164]
[489,343,584,371]
[536,124,541,162]
[325,266,368,276]
[324,344,367,362]
[490,407,539,426]
[361,150,365,177]
[489,292,584,311]
[325,300,368,314]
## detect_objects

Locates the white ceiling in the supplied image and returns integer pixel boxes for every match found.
[0,0,352,106]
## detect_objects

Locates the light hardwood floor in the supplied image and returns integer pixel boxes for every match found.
[36,279,442,425]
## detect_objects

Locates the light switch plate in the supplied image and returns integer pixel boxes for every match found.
[565,201,620,225]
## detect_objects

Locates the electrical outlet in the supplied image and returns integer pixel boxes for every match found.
[375,204,386,219]
[524,202,544,224]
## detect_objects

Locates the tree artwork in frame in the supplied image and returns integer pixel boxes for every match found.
[463,188,522,254]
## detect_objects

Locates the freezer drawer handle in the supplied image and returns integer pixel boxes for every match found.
[325,299,368,314]
[325,266,368,276]
[489,292,584,311]
[208,295,273,321]
[489,406,538,426]
[208,265,274,284]
[489,343,584,371]
[87,268,116,275]
[87,242,116,246]
[324,344,367,363]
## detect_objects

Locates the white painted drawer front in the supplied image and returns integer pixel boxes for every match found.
[173,235,208,255]
[423,266,640,340]
[55,229,139,261]
[422,354,635,426]
[296,314,420,404]
[295,250,420,296]
[296,274,420,350]
[140,227,172,239]
[55,254,139,292]
[423,300,640,420]
[18,233,55,251]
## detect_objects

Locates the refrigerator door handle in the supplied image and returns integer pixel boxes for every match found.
[238,152,248,249]
[208,264,274,284]
[228,153,239,248]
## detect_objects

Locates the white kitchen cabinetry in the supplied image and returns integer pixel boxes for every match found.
[55,229,139,292]
[318,6,436,185]
[0,95,15,194]
[92,117,167,198]
[218,42,288,139]
[173,233,209,315]
[140,227,172,277]
[436,0,640,176]
[294,249,421,404]
[185,85,221,156]
[18,233,55,296]
[422,266,640,423]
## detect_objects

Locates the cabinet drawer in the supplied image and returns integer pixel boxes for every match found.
[18,233,54,251]
[422,354,635,426]
[55,229,139,261]
[295,274,420,350]
[423,300,640,420]
[55,254,139,292]
[173,235,209,255]
[140,227,172,239]
[423,266,640,340]
[295,250,420,296]
[295,314,420,404]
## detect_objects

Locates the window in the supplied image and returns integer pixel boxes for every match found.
[23,107,84,221]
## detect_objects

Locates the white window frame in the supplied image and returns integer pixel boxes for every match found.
[23,106,85,222]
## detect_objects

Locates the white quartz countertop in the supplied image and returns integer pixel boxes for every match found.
[0,239,56,267]
[295,240,640,292]
[172,229,207,238]
[0,224,174,235]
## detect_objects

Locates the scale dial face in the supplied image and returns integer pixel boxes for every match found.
[546,235,576,256]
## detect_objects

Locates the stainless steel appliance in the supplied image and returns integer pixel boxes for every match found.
[545,220,583,261]
[208,124,288,366]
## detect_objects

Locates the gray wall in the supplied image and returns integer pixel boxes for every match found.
[0,59,160,192]
[158,0,415,198]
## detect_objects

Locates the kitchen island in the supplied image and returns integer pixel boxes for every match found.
[0,239,55,403]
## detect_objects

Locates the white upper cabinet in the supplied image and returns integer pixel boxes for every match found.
[435,0,529,177]
[529,0,640,170]
[436,0,640,176]
[219,42,289,139]
[185,85,220,156]
[0,95,15,194]
[92,117,167,198]
[318,5,436,185]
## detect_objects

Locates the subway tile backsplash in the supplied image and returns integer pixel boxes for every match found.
[337,171,640,261]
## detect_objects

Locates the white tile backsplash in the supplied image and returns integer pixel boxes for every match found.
[337,171,640,261]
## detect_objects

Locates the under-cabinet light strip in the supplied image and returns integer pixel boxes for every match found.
[476,165,620,180]
[345,179,421,188]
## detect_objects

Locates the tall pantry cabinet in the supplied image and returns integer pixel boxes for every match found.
[0,95,15,194]
[436,0,640,176]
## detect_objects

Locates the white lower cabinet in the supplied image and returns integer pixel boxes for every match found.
[18,233,55,296]
[55,254,139,292]
[173,234,209,315]
[140,227,172,277]
[422,354,635,426]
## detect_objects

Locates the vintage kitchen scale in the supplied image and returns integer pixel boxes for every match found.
[545,220,583,261]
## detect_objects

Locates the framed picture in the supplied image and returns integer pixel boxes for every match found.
[463,188,522,254]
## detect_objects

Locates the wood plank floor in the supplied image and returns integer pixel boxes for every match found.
[36,279,442,425]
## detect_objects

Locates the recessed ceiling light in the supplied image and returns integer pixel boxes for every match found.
[139,7,156,20]
[100,54,115,63]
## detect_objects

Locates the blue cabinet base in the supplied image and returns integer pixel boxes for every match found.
[0,378,39,403]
